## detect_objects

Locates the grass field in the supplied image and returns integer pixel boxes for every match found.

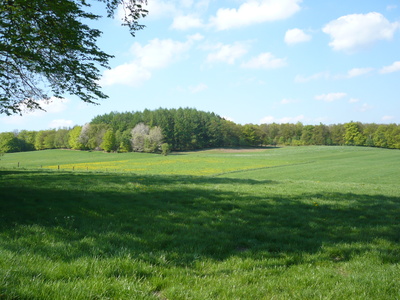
[0,146,399,299]
[0,148,296,176]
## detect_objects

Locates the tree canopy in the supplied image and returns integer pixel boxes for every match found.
[0,0,147,115]
[1,108,400,153]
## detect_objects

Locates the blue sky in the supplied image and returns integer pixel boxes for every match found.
[1,0,400,132]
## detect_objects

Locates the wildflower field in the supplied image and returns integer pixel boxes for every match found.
[0,146,399,299]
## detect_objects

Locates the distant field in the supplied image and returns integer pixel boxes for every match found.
[1,146,399,182]
[0,146,399,299]
[0,147,301,176]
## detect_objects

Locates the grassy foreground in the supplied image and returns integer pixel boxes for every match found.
[0,146,399,299]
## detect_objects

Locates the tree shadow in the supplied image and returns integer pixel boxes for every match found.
[1,170,399,267]
[0,169,276,185]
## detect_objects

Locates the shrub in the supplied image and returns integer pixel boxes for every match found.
[161,143,170,156]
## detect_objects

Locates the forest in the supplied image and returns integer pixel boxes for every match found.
[1,107,400,153]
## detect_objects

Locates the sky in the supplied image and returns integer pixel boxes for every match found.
[1,0,400,132]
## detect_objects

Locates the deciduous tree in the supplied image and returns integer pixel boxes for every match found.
[101,129,116,152]
[17,130,36,151]
[0,0,147,115]
[144,126,163,153]
[131,122,149,152]
[68,125,84,150]
[344,122,365,146]
[0,132,20,152]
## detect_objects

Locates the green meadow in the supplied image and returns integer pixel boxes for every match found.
[1,146,399,299]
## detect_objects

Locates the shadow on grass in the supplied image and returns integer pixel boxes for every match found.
[0,170,399,266]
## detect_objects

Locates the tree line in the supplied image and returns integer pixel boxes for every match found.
[1,108,399,153]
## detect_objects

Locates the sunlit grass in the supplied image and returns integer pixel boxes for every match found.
[0,146,399,299]
[0,148,295,175]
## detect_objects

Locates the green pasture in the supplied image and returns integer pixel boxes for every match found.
[0,146,399,299]
[0,148,293,175]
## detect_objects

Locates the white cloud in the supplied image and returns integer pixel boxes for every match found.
[380,61,400,74]
[206,42,249,64]
[358,103,373,112]
[295,72,330,83]
[101,37,197,87]
[386,5,397,11]
[241,52,287,69]
[187,33,204,41]
[242,76,266,85]
[280,98,299,104]
[260,115,304,124]
[323,12,399,52]
[117,0,178,23]
[382,115,394,121]
[101,63,152,87]
[331,68,374,79]
[171,14,204,30]
[120,0,210,22]
[349,98,360,103]
[49,119,74,128]
[346,67,374,78]
[315,92,347,102]
[0,115,22,126]
[222,116,234,122]
[131,38,192,69]
[143,0,178,18]
[0,114,27,126]
[280,115,305,123]
[176,82,208,93]
[189,83,208,93]
[296,67,373,82]
[18,97,70,116]
[209,0,302,30]
[0,97,70,126]
[284,28,312,45]
[195,0,210,11]
[180,0,193,8]
[260,116,276,124]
